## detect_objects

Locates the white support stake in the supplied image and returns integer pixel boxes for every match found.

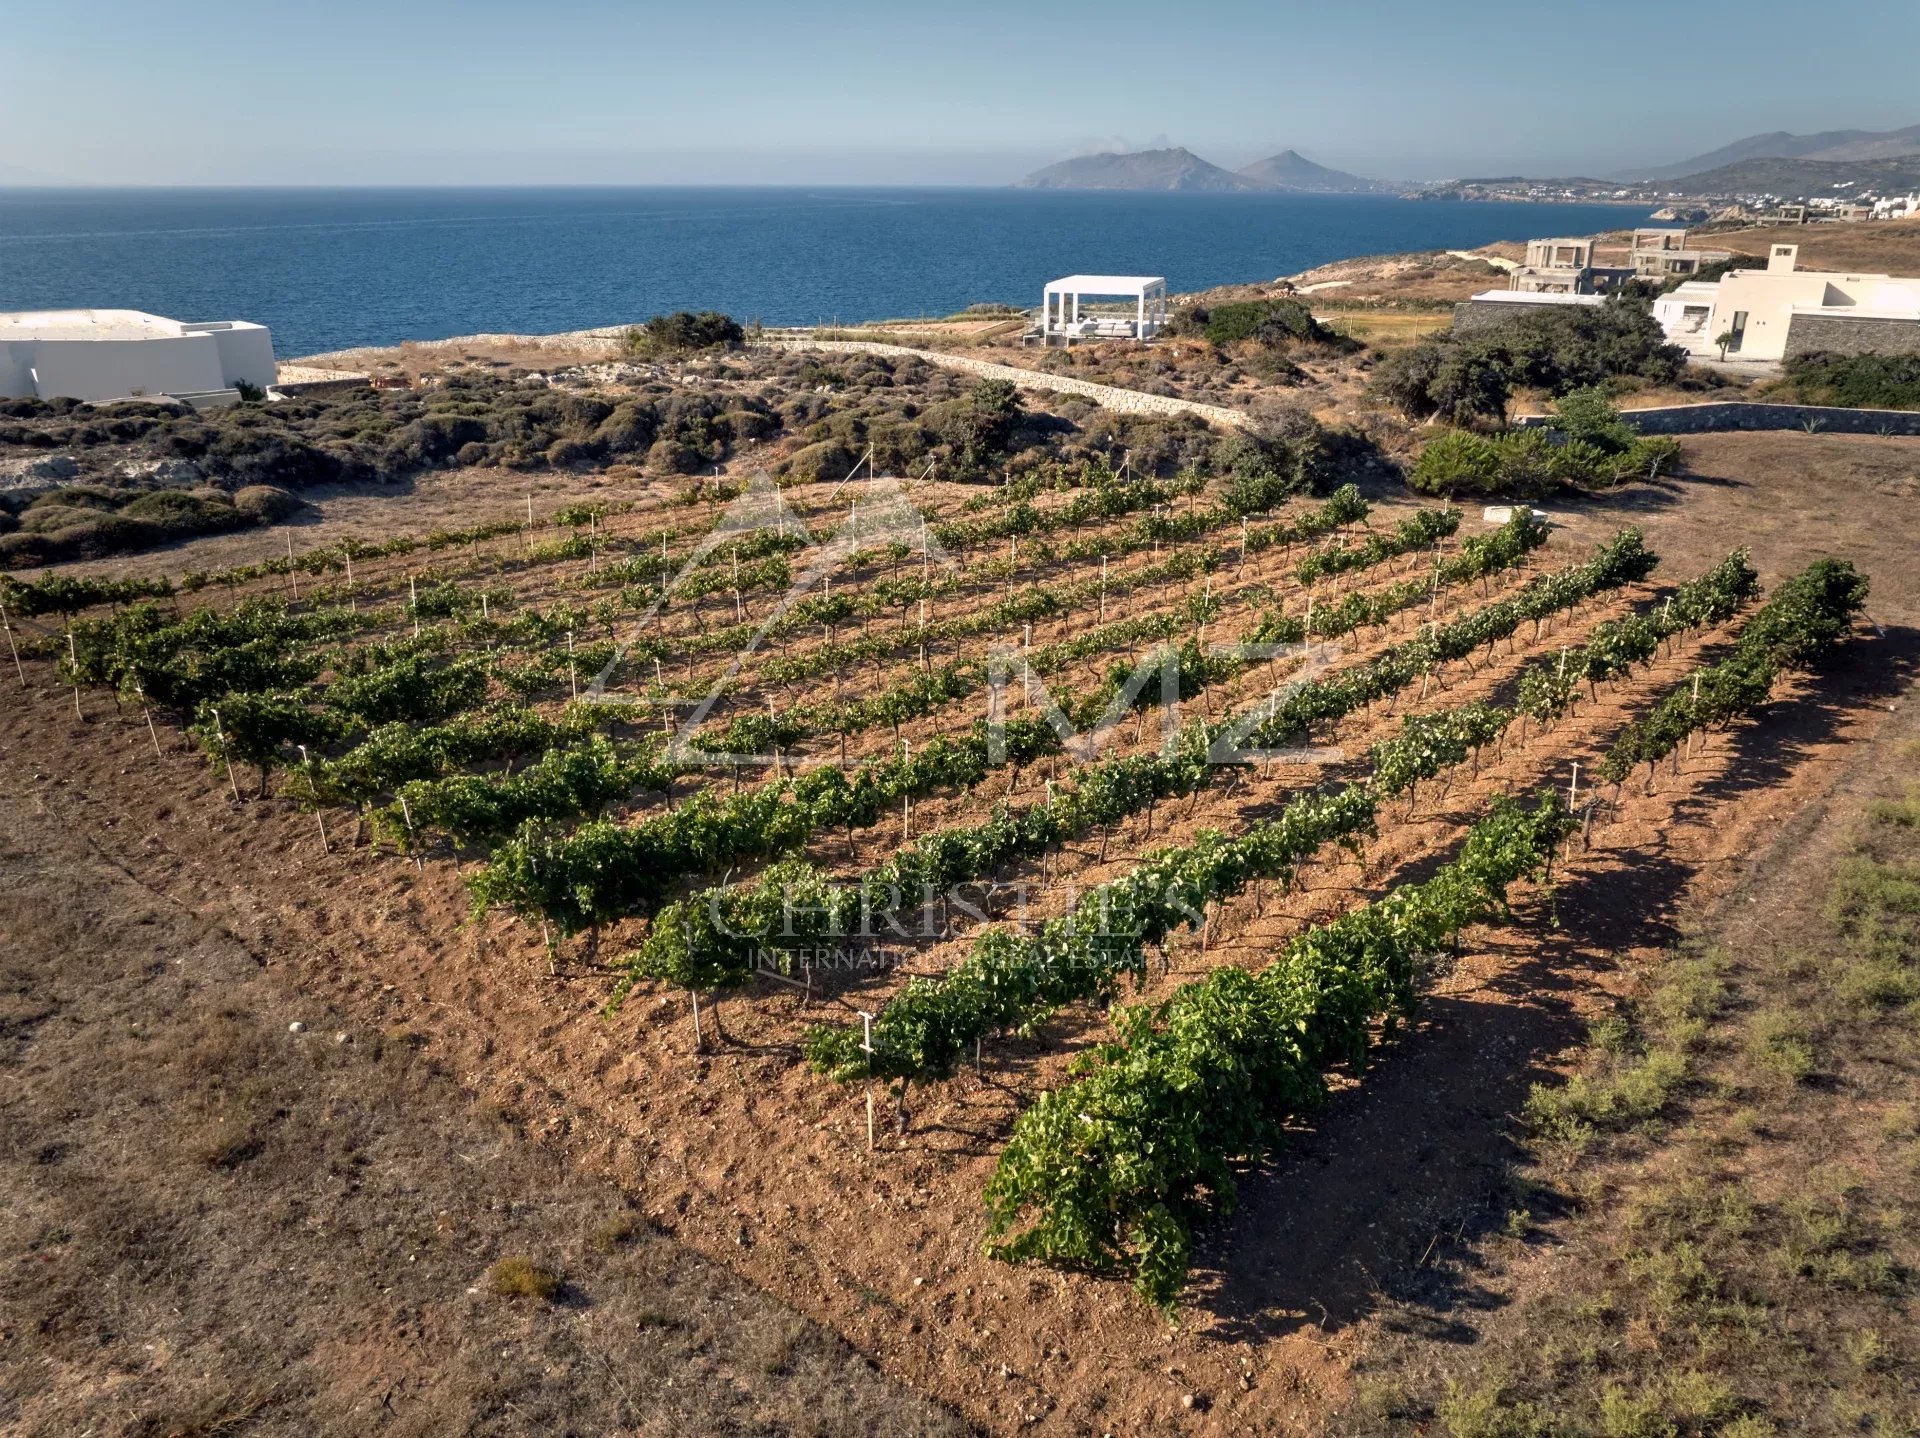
[66,631,82,719]
[857,1011,876,1152]
[300,743,331,853]
[212,708,241,801]
[0,601,23,687]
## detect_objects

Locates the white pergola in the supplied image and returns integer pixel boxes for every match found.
[1039,274,1168,342]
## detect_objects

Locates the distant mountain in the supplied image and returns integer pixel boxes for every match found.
[1236,149,1391,194]
[1616,125,1920,182]
[1664,154,1920,197]
[1014,147,1262,192]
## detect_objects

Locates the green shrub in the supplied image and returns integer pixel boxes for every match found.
[5,509,164,561]
[1492,428,1559,497]
[1775,352,1920,410]
[233,485,300,523]
[1547,387,1638,453]
[119,488,244,537]
[1374,297,1683,423]
[778,439,859,484]
[1171,298,1353,351]
[624,310,744,357]
[545,436,601,468]
[486,1255,561,1301]
[27,485,119,514]
[1409,430,1502,495]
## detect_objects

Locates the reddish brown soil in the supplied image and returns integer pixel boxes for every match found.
[6,431,1917,1434]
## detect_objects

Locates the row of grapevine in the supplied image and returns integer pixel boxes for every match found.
[467,716,1064,931]
[638,529,1669,1031]
[465,515,1569,938]
[980,554,1868,1313]
[980,791,1577,1311]
[1599,558,1868,784]
[52,486,1378,831]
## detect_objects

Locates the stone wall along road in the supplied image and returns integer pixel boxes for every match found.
[1515,401,1920,437]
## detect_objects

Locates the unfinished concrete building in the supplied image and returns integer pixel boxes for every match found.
[1510,237,1632,295]
[1628,227,1731,283]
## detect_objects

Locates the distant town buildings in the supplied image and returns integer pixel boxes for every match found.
[0,310,276,404]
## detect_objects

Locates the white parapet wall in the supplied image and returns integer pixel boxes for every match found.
[0,309,277,403]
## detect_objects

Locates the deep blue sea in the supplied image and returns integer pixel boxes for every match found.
[0,187,1655,358]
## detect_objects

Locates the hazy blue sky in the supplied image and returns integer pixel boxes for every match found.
[4,0,1916,185]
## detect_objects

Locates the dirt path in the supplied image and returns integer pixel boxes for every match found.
[756,338,1253,429]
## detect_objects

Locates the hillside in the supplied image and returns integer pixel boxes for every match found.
[1669,153,1920,196]
[1620,123,1920,181]
[1235,149,1392,194]
[1014,146,1261,191]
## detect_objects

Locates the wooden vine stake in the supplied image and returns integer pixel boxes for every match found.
[1565,761,1581,861]
[857,1010,876,1152]
[211,708,241,801]
[66,632,83,719]
[299,743,331,854]
[138,684,162,758]
[285,528,298,600]
[0,601,23,687]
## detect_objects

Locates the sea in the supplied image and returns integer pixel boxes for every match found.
[0,187,1656,359]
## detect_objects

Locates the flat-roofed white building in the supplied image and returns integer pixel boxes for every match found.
[1652,244,1920,363]
[0,309,277,404]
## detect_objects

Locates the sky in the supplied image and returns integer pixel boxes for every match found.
[3,0,1917,186]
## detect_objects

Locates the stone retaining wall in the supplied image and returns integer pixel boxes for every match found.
[271,375,372,398]
[1783,312,1920,361]
[1514,401,1920,436]
[756,338,1249,429]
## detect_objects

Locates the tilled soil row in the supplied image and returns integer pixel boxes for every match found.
[6,601,1888,1435]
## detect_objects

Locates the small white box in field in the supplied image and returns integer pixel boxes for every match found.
[1483,505,1552,525]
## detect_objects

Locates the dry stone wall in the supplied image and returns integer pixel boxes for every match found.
[1515,401,1920,436]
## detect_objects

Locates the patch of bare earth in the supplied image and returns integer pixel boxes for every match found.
[4,430,1916,1433]
[0,773,963,1436]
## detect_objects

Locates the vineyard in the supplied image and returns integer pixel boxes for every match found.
[2,437,1882,1432]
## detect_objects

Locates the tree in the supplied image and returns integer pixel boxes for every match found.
[1715,330,1736,361]
[625,311,744,357]
[1427,343,1513,426]
[1546,387,1637,454]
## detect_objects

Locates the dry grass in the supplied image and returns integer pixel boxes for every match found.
[1700,215,1920,275]
[1339,743,1920,1436]
[0,792,964,1437]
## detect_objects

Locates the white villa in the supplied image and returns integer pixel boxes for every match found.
[1651,243,1920,362]
[1032,275,1168,346]
[0,309,277,404]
